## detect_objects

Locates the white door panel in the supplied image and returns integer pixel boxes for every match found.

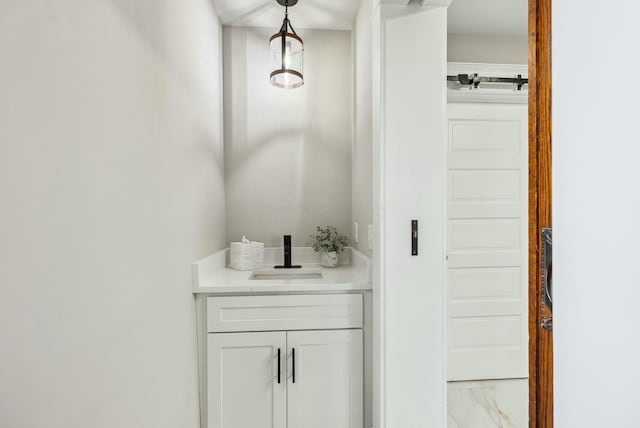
[448,202,521,219]
[450,316,522,348]
[447,103,528,381]
[449,267,523,313]
[449,170,521,201]
[449,120,521,152]
[449,219,521,251]
[448,152,522,169]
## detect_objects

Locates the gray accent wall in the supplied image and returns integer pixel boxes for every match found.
[223,26,353,247]
[353,0,374,257]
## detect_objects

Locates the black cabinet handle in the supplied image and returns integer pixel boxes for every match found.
[277,348,281,384]
[292,348,295,383]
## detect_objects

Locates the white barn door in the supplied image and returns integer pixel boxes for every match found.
[447,103,528,381]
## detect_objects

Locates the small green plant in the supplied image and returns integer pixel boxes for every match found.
[310,226,350,254]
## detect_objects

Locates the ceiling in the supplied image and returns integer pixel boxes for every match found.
[211,0,527,36]
[211,0,360,31]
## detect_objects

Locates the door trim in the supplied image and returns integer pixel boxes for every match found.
[528,0,553,426]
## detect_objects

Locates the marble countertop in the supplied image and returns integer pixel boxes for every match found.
[192,247,372,294]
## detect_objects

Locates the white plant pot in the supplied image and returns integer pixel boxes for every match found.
[320,251,339,268]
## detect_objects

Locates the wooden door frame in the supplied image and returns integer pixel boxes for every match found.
[528,0,552,427]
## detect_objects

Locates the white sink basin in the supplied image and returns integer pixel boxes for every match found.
[249,269,323,281]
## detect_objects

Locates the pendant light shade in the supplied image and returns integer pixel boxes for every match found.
[270,0,304,89]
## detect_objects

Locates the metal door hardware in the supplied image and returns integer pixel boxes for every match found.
[541,228,553,332]
[411,220,418,256]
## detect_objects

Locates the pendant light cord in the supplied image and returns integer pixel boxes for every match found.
[280,4,288,72]
[278,2,298,36]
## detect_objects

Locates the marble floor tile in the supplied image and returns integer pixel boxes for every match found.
[448,378,528,428]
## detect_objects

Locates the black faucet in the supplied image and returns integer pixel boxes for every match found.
[274,235,301,269]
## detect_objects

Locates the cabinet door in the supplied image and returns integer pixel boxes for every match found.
[208,332,286,428]
[287,330,363,428]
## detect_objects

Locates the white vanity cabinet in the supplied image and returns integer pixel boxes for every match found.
[203,294,366,428]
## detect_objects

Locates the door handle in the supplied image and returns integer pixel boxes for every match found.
[292,348,295,383]
[541,228,553,332]
[277,348,281,384]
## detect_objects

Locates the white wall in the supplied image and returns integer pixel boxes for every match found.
[448,33,528,64]
[554,2,640,427]
[353,0,374,257]
[0,1,225,427]
[223,27,352,247]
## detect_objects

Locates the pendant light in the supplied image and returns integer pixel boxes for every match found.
[270,0,304,89]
